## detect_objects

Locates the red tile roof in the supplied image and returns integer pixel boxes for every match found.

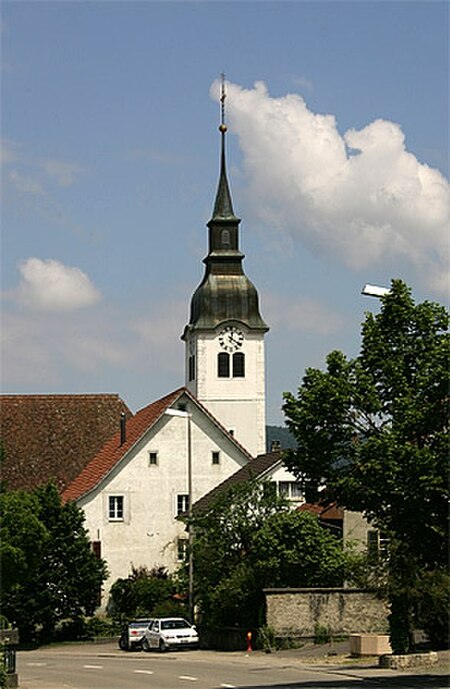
[0,394,131,493]
[62,388,184,502]
[298,502,344,521]
[62,387,252,503]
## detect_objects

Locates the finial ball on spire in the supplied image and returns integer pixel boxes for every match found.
[219,123,228,133]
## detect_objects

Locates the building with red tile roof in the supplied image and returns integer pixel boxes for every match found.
[0,393,131,493]
[61,387,253,604]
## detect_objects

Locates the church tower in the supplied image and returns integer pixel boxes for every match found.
[182,80,269,457]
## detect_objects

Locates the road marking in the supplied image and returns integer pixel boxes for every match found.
[26,662,47,667]
[220,685,236,688]
[83,664,103,669]
[179,676,198,681]
[134,669,154,674]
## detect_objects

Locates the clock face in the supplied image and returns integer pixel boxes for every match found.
[218,326,244,352]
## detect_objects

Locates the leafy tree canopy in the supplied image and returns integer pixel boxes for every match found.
[108,566,185,621]
[282,280,449,650]
[0,483,108,643]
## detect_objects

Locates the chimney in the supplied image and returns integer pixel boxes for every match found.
[120,412,126,445]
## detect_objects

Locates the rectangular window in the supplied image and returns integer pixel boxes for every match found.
[212,451,220,465]
[277,482,305,500]
[291,482,305,499]
[108,496,124,521]
[176,494,189,516]
[177,538,188,562]
[91,541,101,558]
[232,352,245,377]
[218,352,230,377]
[278,481,290,497]
[188,355,195,381]
[148,451,158,466]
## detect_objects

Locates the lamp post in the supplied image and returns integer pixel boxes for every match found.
[361,283,390,298]
[164,407,194,622]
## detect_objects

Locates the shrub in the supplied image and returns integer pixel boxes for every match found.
[314,624,331,645]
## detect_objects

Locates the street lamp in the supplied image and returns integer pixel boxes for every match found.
[361,283,390,298]
[164,407,194,622]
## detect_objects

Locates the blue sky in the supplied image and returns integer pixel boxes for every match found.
[2,1,449,426]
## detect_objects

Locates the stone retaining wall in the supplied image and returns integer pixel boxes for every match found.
[264,588,389,638]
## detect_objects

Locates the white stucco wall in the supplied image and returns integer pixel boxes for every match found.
[78,405,250,606]
[343,510,372,552]
[185,326,266,456]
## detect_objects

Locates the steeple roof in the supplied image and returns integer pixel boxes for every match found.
[183,81,268,335]
[211,126,239,222]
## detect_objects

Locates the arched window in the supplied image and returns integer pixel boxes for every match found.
[221,229,231,246]
[233,352,245,377]
[218,352,230,377]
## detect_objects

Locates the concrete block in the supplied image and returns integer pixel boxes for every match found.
[350,634,392,656]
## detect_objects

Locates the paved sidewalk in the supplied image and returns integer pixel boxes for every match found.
[266,640,450,676]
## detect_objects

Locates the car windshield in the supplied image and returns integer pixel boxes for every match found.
[161,620,190,630]
[130,621,151,628]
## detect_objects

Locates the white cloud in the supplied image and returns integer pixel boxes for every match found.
[1,297,184,392]
[9,170,45,196]
[41,159,86,187]
[265,294,343,336]
[14,258,101,311]
[212,80,449,296]
[292,76,314,92]
[1,140,21,164]
[4,141,85,189]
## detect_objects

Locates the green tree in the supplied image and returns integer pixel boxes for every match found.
[108,566,183,621]
[282,280,449,652]
[190,480,287,628]
[252,510,349,588]
[189,480,355,629]
[0,483,108,643]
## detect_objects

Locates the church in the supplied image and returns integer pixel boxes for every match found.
[1,91,305,606]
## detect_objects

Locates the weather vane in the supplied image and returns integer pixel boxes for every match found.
[219,73,227,133]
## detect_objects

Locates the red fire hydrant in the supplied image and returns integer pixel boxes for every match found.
[246,631,252,653]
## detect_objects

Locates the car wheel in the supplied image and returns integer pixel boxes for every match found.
[159,639,167,653]
[118,636,128,651]
[142,637,150,652]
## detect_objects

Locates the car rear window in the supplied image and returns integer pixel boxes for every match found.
[130,621,151,628]
[161,620,190,630]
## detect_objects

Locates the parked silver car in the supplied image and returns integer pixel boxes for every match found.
[142,617,199,652]
[119,618,153,651]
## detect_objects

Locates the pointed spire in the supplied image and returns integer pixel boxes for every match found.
[211,74,238,221]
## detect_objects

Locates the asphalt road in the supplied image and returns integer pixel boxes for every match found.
[17,642,450,689]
